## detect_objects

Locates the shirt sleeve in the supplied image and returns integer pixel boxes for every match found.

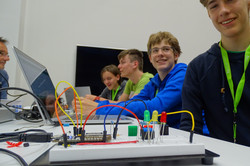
[99,87,110,99]
[180,63,204,134]
[133,74,152,94]
[96,69,185,127]
[123,80,132,95]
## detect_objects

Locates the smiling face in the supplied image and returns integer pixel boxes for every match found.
[207,0,250,39]
[102,71,120,90]
[149,40,179,79]
[0,42,10,69]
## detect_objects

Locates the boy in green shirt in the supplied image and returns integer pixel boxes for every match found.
[117,49,153,101]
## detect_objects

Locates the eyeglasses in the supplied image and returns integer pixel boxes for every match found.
[150,46,173,55]
[0,51,9,57]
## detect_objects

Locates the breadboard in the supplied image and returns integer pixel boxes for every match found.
[49,135,205,162]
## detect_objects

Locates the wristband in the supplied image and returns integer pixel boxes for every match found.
[94,96,100,101]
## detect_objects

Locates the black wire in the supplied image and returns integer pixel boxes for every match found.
[0,71,27,98]
[0,72,38,121]
[0,129,48,142]
[6,94,26,107]
[0,129,48,138]
[0,148,28,166]
[0,136,19,142]
[0,87,56,125]
[0,103,43,123]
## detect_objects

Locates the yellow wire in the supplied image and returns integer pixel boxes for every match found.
[148,110,195,131]
[55,81,83,127]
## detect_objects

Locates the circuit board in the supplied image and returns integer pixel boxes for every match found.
[49,132,205,162]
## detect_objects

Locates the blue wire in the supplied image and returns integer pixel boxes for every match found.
[103,99,147,132]
[115,99,147,129]
[103,107,115,131]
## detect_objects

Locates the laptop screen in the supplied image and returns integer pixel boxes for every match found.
[13,47,57,117]
[12,47,133,125]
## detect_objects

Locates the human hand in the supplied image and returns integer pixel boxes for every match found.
[72,97,98,115]
[85,94,96,101]
[52,106,65,118]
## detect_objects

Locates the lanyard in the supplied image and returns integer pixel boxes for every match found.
[219,41,250,142]
[112,85,120,101]
[155,89,159,97]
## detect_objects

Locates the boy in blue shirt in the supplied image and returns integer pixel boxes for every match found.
[76,32,187,128]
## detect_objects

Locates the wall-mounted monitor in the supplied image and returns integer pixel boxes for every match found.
[75,46,157,95]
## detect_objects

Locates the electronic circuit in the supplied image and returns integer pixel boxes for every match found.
[57,132,112,145]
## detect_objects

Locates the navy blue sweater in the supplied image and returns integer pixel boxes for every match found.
[0,69,9,99]
[180,43,250,147]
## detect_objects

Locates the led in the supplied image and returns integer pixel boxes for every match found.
[152,110,158,122]
[160,111,167,123]
[144,110,150,122]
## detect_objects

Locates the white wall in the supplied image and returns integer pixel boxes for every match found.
[0,0,22,88]
[2,0,220,104]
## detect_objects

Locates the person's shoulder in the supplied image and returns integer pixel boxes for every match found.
[166,63,187,79]
[0,69,8,75]
[102,87,110,92]
[0,69,9,79]
[174,63,187,69]
[190,43,220,65]
[143,72,154,78]
[187,43,221,75]
[119,80,127,89]
[121,80,127,86]
[125,79,133,86]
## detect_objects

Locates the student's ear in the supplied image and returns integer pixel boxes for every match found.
[174,53,180,64]
[174,53,179,61]
[207,9,211,19]
[116,74,120,81]
[133,61,139,69]
[149,55,152,63]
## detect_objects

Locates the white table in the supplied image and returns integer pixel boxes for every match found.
[0,119,249,166]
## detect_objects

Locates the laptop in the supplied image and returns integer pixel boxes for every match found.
[13,47,133,125]
[0,107,16,123]
[64,86,91,110]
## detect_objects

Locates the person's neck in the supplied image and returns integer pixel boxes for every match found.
[158,71,168,81]
[158,64,175,81]
[221,28,250,51]
[112,84,119,90]
[128,70,144,84]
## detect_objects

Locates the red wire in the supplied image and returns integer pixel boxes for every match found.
[76,140,138,145]
[82,104,142,130]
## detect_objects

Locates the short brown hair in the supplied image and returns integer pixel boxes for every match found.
[100,64,122,85]
[117,49,144,71]
[147,31,182,60]
[0,37,8,44]
[200,0,208,7]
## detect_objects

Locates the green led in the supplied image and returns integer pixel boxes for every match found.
[128,125,138,136]
[144,110,150,122]
[152,110,158,122]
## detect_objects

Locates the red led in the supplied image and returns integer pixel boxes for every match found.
[160,111,167,123]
